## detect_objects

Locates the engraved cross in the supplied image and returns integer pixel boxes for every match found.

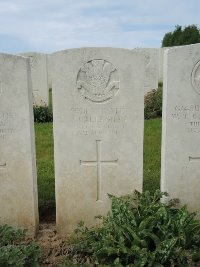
[0,162,6,169]
[189,156,200,163]
[80,140,118,201]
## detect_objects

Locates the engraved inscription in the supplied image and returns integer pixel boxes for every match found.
[191,60,200,94]
[170,104,200,133]
[0,113,15,139]
[71,107,127,136]
[80,140,118,201]
[77,59,119,103]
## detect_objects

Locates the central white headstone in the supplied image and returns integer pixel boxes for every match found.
[52,48,145,235]
[0,54,38,235]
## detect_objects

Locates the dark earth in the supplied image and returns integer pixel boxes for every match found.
[36,208,68,267]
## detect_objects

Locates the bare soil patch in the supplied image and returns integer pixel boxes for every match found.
[36,223,67,267]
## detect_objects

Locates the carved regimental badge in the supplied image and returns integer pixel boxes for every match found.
[77,59,119,103]
[143,52,150,67]
[29,56,37,68]
[191,60,200,95]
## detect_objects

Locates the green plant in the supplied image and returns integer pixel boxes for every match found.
[162,24,200,47]
[33,105,53,123]
[64,190,200,266]
[0,224,40,267]
[144,85,162,120]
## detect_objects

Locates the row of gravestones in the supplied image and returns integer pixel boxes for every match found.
[0,45,200,237]
[20,48,162,107]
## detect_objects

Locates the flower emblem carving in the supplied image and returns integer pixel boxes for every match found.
[191,60,200,95]
[77,59,120,103]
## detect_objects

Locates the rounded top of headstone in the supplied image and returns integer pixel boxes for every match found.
[191,60,200,95]
[77,59,120,103]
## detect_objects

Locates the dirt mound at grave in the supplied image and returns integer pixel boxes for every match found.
[36,223,67,267]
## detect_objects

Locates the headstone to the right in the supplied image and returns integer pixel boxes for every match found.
[134,48,159,93]
[0,53,39,236]
[20,52,49,106]
[161,44,200,213]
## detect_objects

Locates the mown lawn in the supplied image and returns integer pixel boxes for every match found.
[34,118,162,217]
[34,122,55,219]
[143,118,162,192]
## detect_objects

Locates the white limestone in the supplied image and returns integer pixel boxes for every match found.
[134,48,159,93]
[0,53,39,235]
[158,47,168,83]
[52,48,145,235]
[161,44,200,213]
[21,52,49,106]
[47,54,53,89]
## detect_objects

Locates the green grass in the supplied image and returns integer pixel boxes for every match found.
[34,122,55,219]
[143,118,162,192]
[49,88,52,111]
[34,118,162,218]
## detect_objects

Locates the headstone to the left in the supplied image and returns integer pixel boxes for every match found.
[0,54,39,236]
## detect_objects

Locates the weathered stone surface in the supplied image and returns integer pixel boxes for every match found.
[0,53,39,235]
[47,54,53,89]
[21,52,49,106]
[158,47,168,83]
[52,48,145,235]
[161,44,200,213]
[134,48,159,93]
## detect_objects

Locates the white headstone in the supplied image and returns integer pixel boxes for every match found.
[161,44,200,213]
[20,52,49,106]
[52,48,145,235]
[159,47,168,83]
[47,54,53,89]
[134,48,159,93]
[0,54,38,235]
